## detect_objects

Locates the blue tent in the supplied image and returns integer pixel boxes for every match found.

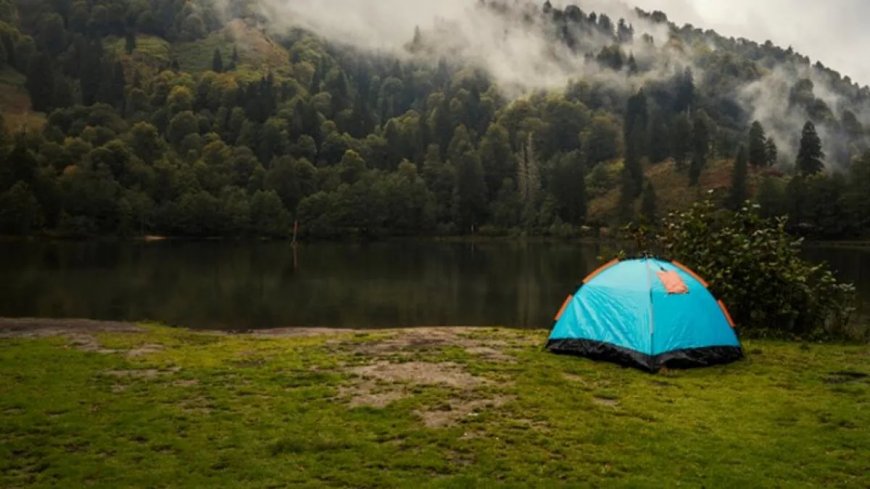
[547,258,742,372]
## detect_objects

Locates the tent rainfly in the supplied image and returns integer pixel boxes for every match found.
[547,257,743,372]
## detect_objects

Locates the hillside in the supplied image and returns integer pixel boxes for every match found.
[0,0,868,239]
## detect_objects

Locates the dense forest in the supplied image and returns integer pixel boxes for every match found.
[0,0,868,239]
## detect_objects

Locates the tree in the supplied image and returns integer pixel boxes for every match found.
[125,31,137,54]
[654,200,855,339]
[765,138,778,166]
[454,149,488,233]
[516,133,541,224]
[479,123,514,199]
[548,150,587,225]
[640,179,657,223]
[748,121,768,167]
[796,121,824,176]
[689,113,710,186]
[727,146,749,210]
[671,112,692,171]
[25,53,55,112]
[249,190,290,237]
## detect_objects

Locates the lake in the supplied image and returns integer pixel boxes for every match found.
[0,239,867,329]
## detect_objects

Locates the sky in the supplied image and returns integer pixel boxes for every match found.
[627,0,870,87]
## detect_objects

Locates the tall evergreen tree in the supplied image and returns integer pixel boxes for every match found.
[640,179,657,223]
[671,111,692,170]
[689,113,710,185]
[212,48,224,73]
[624,89,648,157]
[748,121,768,167]
[765,137,778,166]
[454,149,487,233]
[25,53,55,112]
[796,121,824,176]
[727,146,749,210]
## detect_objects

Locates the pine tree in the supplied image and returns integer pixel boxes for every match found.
[125,31,137,54]
[648,112,670,163]
[454,149,487,233]
[796,121,824,176]
[674,68,695,112]
[623,127,644,198]
[25,53,55,112]
[765,137,778,166]
[689,113,710,186]
[516,133,541,225]
[229,45,239,70]
[624,89,648,157]
[640,179,657,223]
[671,111,692,171]
[212,48,224,73]
[727,146,749,210]
[748,121,768,167]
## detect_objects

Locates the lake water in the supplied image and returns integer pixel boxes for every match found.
[0,239,867,329]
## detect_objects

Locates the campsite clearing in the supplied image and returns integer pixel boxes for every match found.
[1,320,867,488]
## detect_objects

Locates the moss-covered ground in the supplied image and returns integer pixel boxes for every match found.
[1,321,867,488]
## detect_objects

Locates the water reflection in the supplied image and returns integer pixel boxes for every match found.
[0,240,865,329]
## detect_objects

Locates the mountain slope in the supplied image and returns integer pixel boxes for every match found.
[0,0,867,239]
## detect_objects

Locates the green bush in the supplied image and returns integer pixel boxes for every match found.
[642,199,856,340]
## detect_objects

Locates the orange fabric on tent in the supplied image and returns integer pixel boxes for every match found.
[554,295,573,321]
[718,300,736,328]
[671,261,710,288]
[583,259,619,284]
[657,270,689,294]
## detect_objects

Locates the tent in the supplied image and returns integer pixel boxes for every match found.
[547,257,742,372]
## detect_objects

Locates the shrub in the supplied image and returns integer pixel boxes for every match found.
[639,199,856,340]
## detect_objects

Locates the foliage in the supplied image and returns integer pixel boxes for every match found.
[652,199,856,340]
[0,0,866,239]
[797,121,825,176]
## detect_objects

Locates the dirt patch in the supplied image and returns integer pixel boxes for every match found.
[252,327,364,338]
[1,318,144,356]
[349,361,486,389]
[593,397,620,407]
[416,396,513,428]
[339,381,409,408]
[333,328,519,363]
[102,367,180,380]
[127,344,164,357]
[0,318,142,338]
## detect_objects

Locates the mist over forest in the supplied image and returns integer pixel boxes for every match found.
[0,0,869,239]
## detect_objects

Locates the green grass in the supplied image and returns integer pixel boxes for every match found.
[1,324,867,487]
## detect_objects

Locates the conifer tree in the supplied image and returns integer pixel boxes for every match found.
[640,179,657,223]
[765,137,778,166]
[728,146,749,210]
[748,121,768,167]
[689,113,710,186]
[212,48,224,73]
[796,121,824,175]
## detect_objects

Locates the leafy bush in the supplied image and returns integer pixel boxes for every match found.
[638,199,856,340]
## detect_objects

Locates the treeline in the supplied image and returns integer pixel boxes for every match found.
[0,0,869,239]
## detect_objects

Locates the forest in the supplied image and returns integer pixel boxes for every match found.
[0,0,869,239]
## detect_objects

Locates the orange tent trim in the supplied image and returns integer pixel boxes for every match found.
[718,300,736,328]
[554,294,574,321]
[671,261,710,288]
[583,259,619,284]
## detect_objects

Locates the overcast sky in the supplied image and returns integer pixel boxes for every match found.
[627,0,870,87]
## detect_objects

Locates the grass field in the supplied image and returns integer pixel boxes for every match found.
[1,320,867,488]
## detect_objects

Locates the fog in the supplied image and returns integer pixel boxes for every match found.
[241,0,867,168]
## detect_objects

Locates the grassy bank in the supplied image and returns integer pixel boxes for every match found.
[1,321,867,488]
